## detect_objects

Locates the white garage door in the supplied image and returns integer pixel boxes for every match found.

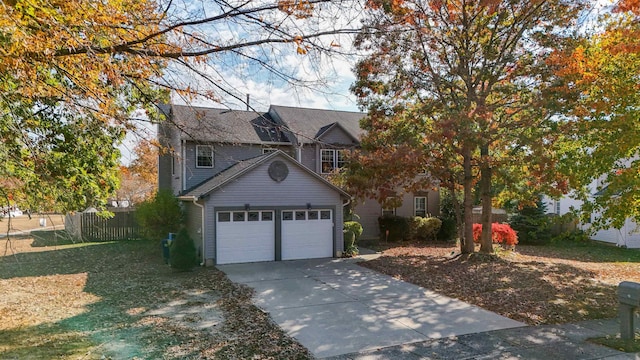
[216,210,275,264]
[281,209,333,260]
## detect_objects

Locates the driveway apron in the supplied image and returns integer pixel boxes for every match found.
[217,258,524,359]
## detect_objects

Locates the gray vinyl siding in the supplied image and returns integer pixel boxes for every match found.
[299,145,317,172]
[204,201,216,260]
[158,122,183,195]
[320,126,357,145]
[354,190,440,240]
[158,154,172,191]
[395,190,439,218]
[182,201,203,259]
[202,156,344,262]
[354,200,384,239]
[183,143,294,191]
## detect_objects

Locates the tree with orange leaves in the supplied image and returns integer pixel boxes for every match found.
[349,0,584,253]
[116,139,159,206]
[0,0,360,213]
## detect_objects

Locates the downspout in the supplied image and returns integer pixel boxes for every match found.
[191,197,206,266]
[182,139,187,192]
[339,196,352,258]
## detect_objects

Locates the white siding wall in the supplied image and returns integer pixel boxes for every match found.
[542,172,640,248]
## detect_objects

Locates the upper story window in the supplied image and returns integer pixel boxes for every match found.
[414,196,427,217]
[321,149,346,174]
[196,145,214,168]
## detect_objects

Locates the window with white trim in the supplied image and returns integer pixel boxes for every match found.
[321,149,347,174]
[382,208,396,216]
[414,196,427,217]
[196,145,213,168]
[262,148,278,154]
[555,200,561,215]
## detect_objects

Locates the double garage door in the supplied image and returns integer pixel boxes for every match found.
[216,209,333,264]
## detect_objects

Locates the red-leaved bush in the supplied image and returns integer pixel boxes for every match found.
[472,223,518,246]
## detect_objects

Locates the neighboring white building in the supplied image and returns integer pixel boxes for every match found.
[543,174,640,248]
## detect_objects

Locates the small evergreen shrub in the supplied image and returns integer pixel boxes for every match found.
[472,223,518,247]
[378,215,410,242]
[135,189,183,241]
[343,221,363,257]
[509,200,552,245]
[170,228,198,271]
[409,217,442,241]
[437,217,457,241]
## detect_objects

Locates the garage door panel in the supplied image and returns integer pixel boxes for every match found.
[217,211,274,264]
[282,210,333,260]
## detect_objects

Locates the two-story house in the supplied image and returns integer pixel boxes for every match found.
[158,104,439,265]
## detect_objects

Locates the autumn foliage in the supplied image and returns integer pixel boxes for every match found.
[472,223,518,247]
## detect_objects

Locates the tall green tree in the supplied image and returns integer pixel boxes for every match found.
[349,0,583,253]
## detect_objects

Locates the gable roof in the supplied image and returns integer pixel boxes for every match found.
[179,150,351,199]
[168,105,290,144]
[315,122,360,144]
[268,105,364,145]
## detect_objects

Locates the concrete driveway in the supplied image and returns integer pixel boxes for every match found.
[217,257,524,359]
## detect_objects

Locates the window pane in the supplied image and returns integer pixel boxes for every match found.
[197,146,213,167]
[233,212,245,222]
[337,150,347,169]
[414,197,427,217]
[321,149,334,173]
[282,211,293,220]
[295,211,306,220]
[320,210,331,220]
[248,211,259,221]
[262,148,277,154]
[218,212,230,222]
[382,209,395,216]
[262,211,273,221]
[308,211,319,220]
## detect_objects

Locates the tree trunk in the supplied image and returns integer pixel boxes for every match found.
[479,144,493,253]
[461,145,475,254]
[448,183,464,244]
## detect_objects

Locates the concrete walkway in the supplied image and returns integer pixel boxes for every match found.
[218,256,523,358]
[325,318,640,359]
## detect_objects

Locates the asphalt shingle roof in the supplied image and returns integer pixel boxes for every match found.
[269,105,364,144]
[170,105,290,144]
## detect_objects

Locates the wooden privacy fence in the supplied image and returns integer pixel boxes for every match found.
[472,213,509,224]
[77,211,140,241]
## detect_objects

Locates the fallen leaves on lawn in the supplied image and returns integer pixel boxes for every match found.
[0,237,312,359]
